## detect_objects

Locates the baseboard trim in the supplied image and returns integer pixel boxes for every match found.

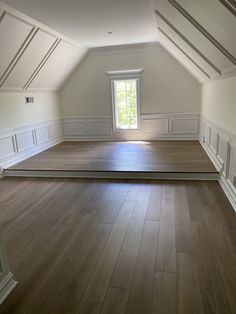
[0,273,17,305]
[63,136,200,141]
[5,169,219,180]
[200,140,222,172]
[219,176,236,211]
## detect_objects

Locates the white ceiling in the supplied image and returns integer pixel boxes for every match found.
[2,0,159,47]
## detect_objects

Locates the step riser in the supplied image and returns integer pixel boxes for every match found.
[4,170,219,181]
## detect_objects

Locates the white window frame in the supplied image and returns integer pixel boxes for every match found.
[106,69,143,131]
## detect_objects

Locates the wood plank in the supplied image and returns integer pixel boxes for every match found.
[177,252,204,314]
[175,183,193,253]
[26,223,113,314]
[192,222,232,314]
[76,198,136,313]
[145,182,162,221]
[152,272,176,314]
[100,287,129,314]
[156,184,176,273]
[110,186,151,288]
[126,220,159,314]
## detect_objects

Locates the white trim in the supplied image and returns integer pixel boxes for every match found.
[108,70,142,132]
[62,113,200,140]
[199,115,236,212]
[0,118,63,169]
[0,169,4,179]
[0,273,17,305]
[5,169,219,180]
[88,42,161,56]
[106,69,143,80]
[0,2,83,48]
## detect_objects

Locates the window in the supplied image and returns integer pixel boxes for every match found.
[107,69,143,130]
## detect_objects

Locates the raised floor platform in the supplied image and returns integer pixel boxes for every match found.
[5,141,219,180]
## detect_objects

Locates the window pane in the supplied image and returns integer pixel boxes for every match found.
[114,79,138,129]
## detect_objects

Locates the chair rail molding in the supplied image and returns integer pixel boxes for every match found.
[200,115,236,211]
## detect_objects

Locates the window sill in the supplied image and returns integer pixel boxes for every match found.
[114,128,141,132]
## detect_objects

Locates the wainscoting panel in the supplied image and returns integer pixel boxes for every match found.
[200,116,236,211]
[0,133,16,162]
[87,120,112,135]
[51,122,63,139]
[15,129,35,153]
[35,126,50,145]
[63,113,200,140]
[142,118,169,135]
[170,118,199,134]
[0,118,63,169]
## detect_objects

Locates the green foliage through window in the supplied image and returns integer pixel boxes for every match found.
[114,79,138,129]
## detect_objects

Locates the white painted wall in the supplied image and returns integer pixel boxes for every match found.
[60,45,201,117]
[0,91,61,131]
[201,76,236,135]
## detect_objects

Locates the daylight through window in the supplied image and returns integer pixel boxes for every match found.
[113,79,138,129]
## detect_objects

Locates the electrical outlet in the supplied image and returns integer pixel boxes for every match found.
[25,96,34,104]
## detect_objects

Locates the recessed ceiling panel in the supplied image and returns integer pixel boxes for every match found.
[29,40,87,89]
[0,13,34,79]
[154,0,234,73]
[2,29,56,89]
[177,0,236,58]
[157,19,219,78]
[158,30,208,82]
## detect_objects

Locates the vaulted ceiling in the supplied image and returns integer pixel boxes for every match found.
[0,1,87,91]
[151,0,236,82]
[0,0,235,91]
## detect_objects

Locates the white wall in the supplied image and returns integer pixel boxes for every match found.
[0,91,63,169]
[60,44,201,117]
[0,91,61,131]
[201,76,236,136]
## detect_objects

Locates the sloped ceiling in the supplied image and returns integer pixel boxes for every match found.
[151,0,236,82]
[0,2,88,91]
[0,0,235,89]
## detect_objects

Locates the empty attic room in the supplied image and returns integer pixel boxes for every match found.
[0,0,236,313]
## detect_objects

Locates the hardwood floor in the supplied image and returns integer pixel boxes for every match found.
[9,141,217,173]
[0,178,235,314]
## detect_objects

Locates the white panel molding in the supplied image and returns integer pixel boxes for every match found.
[88,42,162,57]
[0,3,87,91]
[0,13,36,86]
[23,38,61,89]
[167,0,236,66]
[158,27,212,80]
[170,116,199,134]
[154,10,221,75]
[0,229,17,304]
[0,118,63,169]
[0,2,83,48]
[62,113,200,141]
[200,115,236,211]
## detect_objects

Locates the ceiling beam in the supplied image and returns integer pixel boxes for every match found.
[158,27,211,79]
[167,0,236,65]
[218,0,236,16]
[154,10,222,75]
